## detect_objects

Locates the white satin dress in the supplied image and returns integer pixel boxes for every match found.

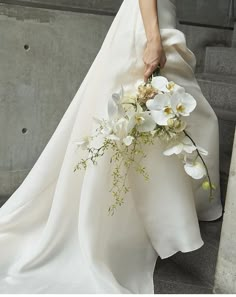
[0,0,223,294]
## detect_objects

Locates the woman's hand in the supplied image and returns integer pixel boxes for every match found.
[138,0,166,82]
[142,36,166,82]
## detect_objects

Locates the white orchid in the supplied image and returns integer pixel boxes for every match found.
[146,93,175,126]
[163,136,209,157]
[171,88,197,117]
[151,76,183,93]
[127,110,157,133]
[184,161,206,179]
[105,117,134,146]
[163,136,197,156]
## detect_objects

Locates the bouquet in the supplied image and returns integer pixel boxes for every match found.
[73,69,216,215]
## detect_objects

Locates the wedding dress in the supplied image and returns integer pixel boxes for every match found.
[0,0,223,294]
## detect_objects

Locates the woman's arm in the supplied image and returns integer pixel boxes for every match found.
[138,0,166,82]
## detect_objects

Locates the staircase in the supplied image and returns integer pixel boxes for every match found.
[154,23,236,294]
[196,26,236,202]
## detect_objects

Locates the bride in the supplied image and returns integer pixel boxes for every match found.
[0,0,223,294]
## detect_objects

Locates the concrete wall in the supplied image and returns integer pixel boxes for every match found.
[0,3,114,203]
[177,0,235,27]
[213,128,236,293]
[0,0,123,14]
[1,0,235,26]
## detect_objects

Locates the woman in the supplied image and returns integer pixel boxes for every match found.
[0,0,223,293]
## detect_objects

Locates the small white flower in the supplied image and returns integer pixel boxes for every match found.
[146,94,175,126]
[123,135,135,146]
[74,136,91,150]
[184,161,206,179]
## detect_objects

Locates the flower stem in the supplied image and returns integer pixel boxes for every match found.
[183,130,214,200]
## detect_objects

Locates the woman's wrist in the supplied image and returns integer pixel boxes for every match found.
[147,32,161,44]
[146,23,161,43]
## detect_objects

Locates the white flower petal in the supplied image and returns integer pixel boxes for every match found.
[171,91,197,116]
[151,76,169,92]
[136,113,156,132]
[146,94,171,111]
[136,103,143,113]
[106,134,120,141]
[101,127,112,136]
[123,135,134,146]
[184,162,206,179]
[183,145,197,154]
[196,146,209,156]
[150,110,174,126]
[163,143,184,156]
[180,93,197,115]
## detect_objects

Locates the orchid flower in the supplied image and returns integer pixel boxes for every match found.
[127,110,157,133]
[146,93,175,126]
[171,88,197,117]
[163,136,209,156]
[184,161,206,179]
[163,136,197,156]
[106,117,134,146]
[151,76,183,93]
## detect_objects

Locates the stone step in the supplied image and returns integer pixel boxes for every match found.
[196,73,236,112]
[204,47,236,75]
[177,0,235,28]
[177,23,233,73]
[196,73,236,201]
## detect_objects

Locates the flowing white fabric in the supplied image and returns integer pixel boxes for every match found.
[0,0,223,293]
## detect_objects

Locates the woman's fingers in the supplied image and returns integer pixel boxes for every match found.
[144,62,159,82]
[159,53,167,69]
[142,42,167,82]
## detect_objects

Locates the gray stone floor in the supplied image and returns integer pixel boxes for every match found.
[154,218,223,294]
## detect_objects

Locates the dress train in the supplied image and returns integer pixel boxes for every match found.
[0,0,223,293]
